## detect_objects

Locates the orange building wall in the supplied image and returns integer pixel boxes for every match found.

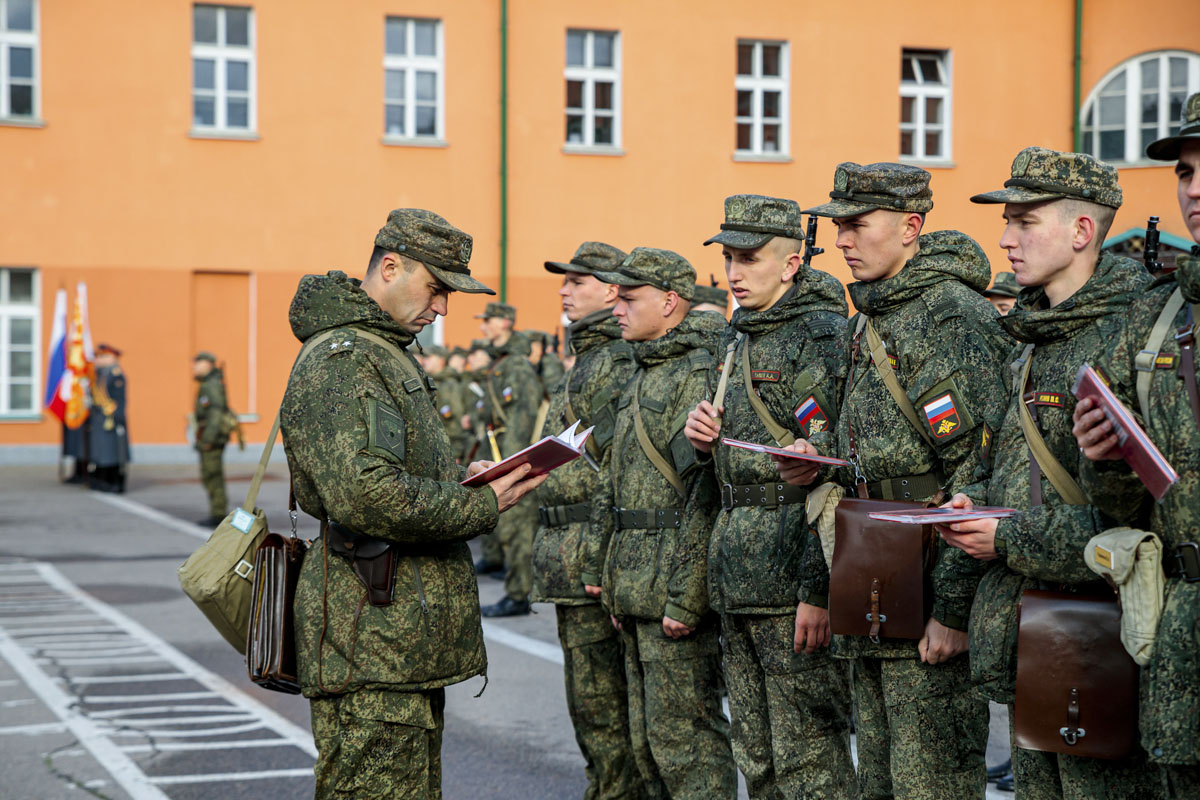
[2,0,1198,448]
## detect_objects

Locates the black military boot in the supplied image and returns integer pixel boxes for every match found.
[987,759,1012,781]
[481,596,531,617]
[474,557,503,575]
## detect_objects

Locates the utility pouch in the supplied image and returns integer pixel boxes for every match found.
[326,520,397,608]
[1014,588,1138,760]
[829,498,933,642]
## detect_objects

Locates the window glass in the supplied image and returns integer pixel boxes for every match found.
[385,19,407,55]
[193,5,218,44]
[8,271,32,303]
[566,31,585,67]
[414,20,436,56]
[225,7,250,46]
[594,33,614,68]
[7,0,34,31]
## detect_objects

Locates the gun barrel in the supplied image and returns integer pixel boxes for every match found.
[1145,215,1162,272]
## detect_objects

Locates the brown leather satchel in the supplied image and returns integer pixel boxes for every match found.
[829,498,934,641]
[1014,589,1138,759]
[246,532,307,694]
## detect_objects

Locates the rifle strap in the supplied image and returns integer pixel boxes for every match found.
[484,357,511,427]
[738,333,795,447]
[863,318,935,449]
[711,334,740,413]
[1134,285,1185,424]
[632,376,686,500]
[1015,344,1088,506]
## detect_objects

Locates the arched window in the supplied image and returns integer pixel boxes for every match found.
[1080,50,1200,164]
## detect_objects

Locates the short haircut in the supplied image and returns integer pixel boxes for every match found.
[1055,200,1116,250]
[366,246,420,276]
[771,237,804,259]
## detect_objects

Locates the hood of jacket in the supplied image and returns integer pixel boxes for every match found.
[289,270,414,350]
[1001,253,1150,345]
[633,309,724,368]
[848,230,991,316]
[732,266,848,336]
[567,306,622,356]
[1177,249,1200,304]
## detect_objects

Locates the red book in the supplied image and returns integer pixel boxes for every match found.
[461,421,595,488]
[720,437,851,467]
[1071,363,1179,500]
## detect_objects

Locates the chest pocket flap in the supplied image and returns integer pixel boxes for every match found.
[366,397,407,463]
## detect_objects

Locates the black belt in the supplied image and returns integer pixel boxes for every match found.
[538,502,590,528]
[863,472,942,501]
[720,482,806,511]
[614,508,682,530]
[1165,542,1200,582]
[326,520,391,558]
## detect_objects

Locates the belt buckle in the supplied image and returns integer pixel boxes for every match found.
[720,483,734,511]
[1177,542,1200,582]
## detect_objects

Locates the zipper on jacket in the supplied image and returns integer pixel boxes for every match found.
[410,560,429,613]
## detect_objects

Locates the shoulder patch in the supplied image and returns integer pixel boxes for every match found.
[366,396,407,463]
[807,320,844,340]
[915,374,977,444]
[922,287,968,324]
[793,392,831,438]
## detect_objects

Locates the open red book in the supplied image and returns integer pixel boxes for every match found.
[461,421,595,488]
[720,437,851,467]
[1071,363,1179,500]
[869,507,1018,525]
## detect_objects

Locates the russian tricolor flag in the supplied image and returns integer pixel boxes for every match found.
[795,396,821,426]
[923,393,956,426]
[43,288,68,421]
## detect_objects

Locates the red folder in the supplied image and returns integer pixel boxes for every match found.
[720,437,851,467]
[461,421,594,488]
[1071,363,1179,500]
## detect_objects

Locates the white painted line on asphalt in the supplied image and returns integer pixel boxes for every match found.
[82,691,218,704]
[148,768,314,785]
[119,738,296,753]
[91,492,212,541]
[481,620,564,666]
[0,721,69,736]
[66,673,189,685]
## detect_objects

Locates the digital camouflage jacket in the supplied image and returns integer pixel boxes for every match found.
[959,252,1151,703]
[706,270,849,616]
[600,310,725,627]
[281,271,499,697]
[194,368,228,449]
[484,332,541,456]
[1078,250,1200,764]
[432,367,467,460]
[796,230,1012,660]
[531,307,637,605]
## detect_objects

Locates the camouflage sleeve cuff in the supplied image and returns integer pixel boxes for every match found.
[580,571,602,587]
[931,601,969,632]
[664,602,701,629]
[478,485,500,525]
[802,592,828,608]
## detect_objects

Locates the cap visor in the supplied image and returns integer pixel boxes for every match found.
[968,188,1063,205]
[983,288,1020,298]
[592,269,647,287]
[802,199,884,218]
[427,264,496,295]
[702,230,773,249]
[544,260,598,276]
[1145,133,1199,161]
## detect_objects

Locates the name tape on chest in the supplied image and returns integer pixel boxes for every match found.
[923,392,961,439]
[750,370,781,383]
[793,394,828,437]
[1029,392,1067,408]
[1155,353,1177,370]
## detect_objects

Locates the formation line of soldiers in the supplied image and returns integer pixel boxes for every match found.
[275,92,1200,800]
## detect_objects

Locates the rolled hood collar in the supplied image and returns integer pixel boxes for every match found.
[732,266,848,336]
[567,306,621,355]
[848,230,991,316]
[634,309,724,367]
[289,271,414,349]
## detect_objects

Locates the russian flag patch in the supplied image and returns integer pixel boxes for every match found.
[923,392,960,439]
[793,395,828,437]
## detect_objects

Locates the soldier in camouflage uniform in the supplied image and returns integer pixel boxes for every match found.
[683,195,857,800]
[529,329,567,395]
[193,351,229,525]
[691,279,730,317]
[940,148,1161,799]
[424,345,467,462]
[595,248,737,799]
[1073,96,1200,798]
[477,302,543,616]
[532,241,643,800]
[984,271,1020,316]
[783,163,1009,799]
[281,209,545,800]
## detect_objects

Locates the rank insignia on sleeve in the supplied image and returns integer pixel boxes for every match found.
[502,386,513,403]
[439,404,453,419]
[923,392,960,439]
[793,395,828,437]
[751,370,781,383]
[887,354,899,370]
[979,423,993,461]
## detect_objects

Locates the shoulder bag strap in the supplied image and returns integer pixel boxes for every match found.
[1015,346,1088,506]
[738,333,796,447]
[711,333,741,412]
[1134,285,1185,424]
[632,376,686,499]
[864,318,935,448]
[353,329,430,398]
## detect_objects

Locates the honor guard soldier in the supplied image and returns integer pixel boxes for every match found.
[684,195,858,799]
[595,247,738,799]
[192,351,229,525]
[281,208,544,799]
[532,241,643,799]
[941,148,1161,799]
[1073,94,1200,798]
[984,272,1020,316]
[88,343,130,493]
[784,163,1010,799]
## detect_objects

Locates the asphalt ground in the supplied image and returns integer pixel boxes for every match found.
[0,463,1012,799]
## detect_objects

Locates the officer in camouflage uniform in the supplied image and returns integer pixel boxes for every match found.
[941,148,1160,799]
[595,248,737,799]
[683,195,857,799]
[1073,96,1200,798]
[193,351,229,525]
[281,208,544,800]
[532,241,643,800]
[477,302,543,616]
[425,345,467,462]
[784,163,1009,799]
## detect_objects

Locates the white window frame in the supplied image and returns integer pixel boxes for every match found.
[735,39,790,158]
[382,17,446,145]
[0,0,40,122]
[563,29,622,153]
[191,4,257,135]
[0,267,40,417]
[1081,50,1200,166]
[899,49,953,163]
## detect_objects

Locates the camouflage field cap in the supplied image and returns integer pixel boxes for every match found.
[692,283,729,307]
[804,163,934,218]
[704,194,806,249]
[469,338,491,351]
[594,247,697,300]
[1146,92,1200,161]
[969,147,1123,209]
[983,271,1019,299]
[474,302,517,321]
[424,344,449,358]
[374,208,495,295]
[544,241,628,275]
[194,351,217,363]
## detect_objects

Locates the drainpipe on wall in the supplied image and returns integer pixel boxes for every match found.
[1073,0,1083,152]
[499,0,509,302]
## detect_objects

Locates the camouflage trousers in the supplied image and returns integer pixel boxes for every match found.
[1161,764,1200,798]
[852,654,988,800]
[1013,740,1164,800]
[198,446,226,517]
[556,604,643,800]
[499,494,536,602]
[621,618,737,800]
[310,688,445,800]
[721,612,859,800]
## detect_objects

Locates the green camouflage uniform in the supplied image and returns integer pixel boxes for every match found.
[700,195,858,800]
[431,366,467,462]
[962,149,1162,799]
[596,248,737,800]
[193,364,228,518]
[798,163,1011,800]
[532,241,642,799]
[281,209,498,800]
